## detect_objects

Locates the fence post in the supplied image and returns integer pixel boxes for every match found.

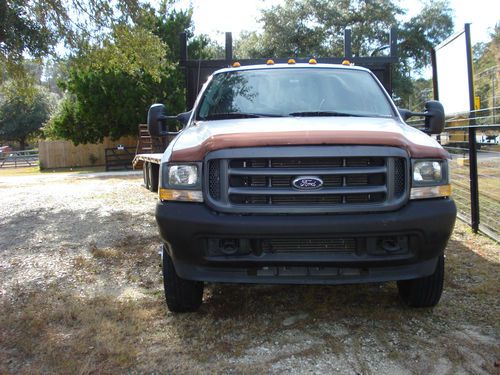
[465,23,480,232]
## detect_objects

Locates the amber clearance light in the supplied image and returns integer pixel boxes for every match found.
[159,188,203,202]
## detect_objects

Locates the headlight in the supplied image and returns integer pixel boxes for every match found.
[413,161,442,183]
[411,159,450,200]
[168,165,198,186]
[159,163,203,202]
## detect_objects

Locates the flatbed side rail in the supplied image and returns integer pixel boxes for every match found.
[133,153,163,169]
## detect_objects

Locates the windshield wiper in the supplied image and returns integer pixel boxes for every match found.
[289,111,367,117]
[203,112,285,120]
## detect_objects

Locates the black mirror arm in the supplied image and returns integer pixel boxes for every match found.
[158,115,178,121]
[156,115,182,136]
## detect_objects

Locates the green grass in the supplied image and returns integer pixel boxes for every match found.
[0,166,106,176]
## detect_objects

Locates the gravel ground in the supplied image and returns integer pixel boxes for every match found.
[0,172,498,374]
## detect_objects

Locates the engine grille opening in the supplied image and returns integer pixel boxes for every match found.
[261,238,356,252]
[206,147,408,213]
[208,160,221,200]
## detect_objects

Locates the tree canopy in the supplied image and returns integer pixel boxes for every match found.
[474,23,500,111]
[45,24,184,144]
[0,81,52,149]
[43,0,221,144]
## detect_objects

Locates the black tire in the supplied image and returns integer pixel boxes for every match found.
[397,255,445,307]
[143,162,150,190]
[162,247,203,313]
[148,163,159,193]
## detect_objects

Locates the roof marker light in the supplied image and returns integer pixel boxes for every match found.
[266,59,275,65]
[232,61,241,67]
[342,59,351,65]
[288,59,296,64]
[309,58,317,64]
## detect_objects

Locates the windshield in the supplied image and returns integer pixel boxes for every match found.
[196,68,394,120]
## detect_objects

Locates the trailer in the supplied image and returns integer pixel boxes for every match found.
[133,29,398,193]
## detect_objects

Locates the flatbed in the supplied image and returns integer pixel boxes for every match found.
[133,153,163,192]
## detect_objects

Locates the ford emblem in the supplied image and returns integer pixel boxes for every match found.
[292,176,324,190]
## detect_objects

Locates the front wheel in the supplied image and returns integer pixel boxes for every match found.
[162,247,204,313]
[397,255,445,307]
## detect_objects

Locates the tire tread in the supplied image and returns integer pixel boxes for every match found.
[162,248,203,313]
[397,255,444,307]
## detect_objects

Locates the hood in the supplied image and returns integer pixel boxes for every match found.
[170,117,448,161]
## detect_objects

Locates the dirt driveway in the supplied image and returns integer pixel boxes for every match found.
[0,172,498,374]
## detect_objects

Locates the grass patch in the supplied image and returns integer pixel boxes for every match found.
[90,244,120,259]
[0,286,162,374]
[0,166,106,177]
[0,166,40,176]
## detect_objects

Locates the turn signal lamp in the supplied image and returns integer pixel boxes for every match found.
[232,61,241,67]
[288,59,296,64]
[309,58,317,64]
[342,59,351,65]
[266,59,275,65]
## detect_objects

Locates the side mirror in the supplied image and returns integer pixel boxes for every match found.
[147,103,168,137]
[147,104,184,137]
[423,100,445,134]
[398,100,445,135]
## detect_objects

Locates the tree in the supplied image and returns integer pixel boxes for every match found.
[473,23,500,111]
[236,0,402,58]
[45,25,180,144]
[0,0,167,82]
[0,81,52,149]
[44,0,223,145]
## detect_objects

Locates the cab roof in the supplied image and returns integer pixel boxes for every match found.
[213,63,371,76]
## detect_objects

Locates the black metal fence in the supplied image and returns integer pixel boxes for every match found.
[410,106,499,242]
[0,150,39,168]
[105,146,135,171]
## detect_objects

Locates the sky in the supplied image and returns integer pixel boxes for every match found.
[178,0,499,46]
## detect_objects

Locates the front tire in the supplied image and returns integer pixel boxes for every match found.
[397,255,445,307]
[162,247,203,313]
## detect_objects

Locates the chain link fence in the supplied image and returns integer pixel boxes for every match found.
[411,106,499,242]
[442,107,499,241]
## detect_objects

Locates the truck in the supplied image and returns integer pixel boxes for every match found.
[134,31,456,313]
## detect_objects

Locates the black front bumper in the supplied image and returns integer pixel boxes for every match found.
[156,198,456,284]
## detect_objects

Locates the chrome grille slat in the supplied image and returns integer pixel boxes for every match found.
[228,185,387,195]
[228,166,387,176]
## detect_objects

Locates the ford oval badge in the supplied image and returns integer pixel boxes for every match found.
[292,176,324,190]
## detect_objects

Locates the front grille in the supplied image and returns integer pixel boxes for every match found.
[205,146,409,214]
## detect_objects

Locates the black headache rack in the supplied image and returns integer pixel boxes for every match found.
[179,28,398,109]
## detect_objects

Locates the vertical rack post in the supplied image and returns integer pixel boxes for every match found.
[465,23,480,232]
[343,29,352,59]
[225,32,233,63]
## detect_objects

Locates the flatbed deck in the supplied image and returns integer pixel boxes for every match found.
[132,153,163,169]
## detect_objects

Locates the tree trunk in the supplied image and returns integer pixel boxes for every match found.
[19,138,26,150]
